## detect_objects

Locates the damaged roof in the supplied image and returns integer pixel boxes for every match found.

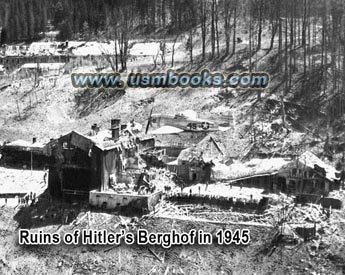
[67,130,137,152]
[178,147,204,162]
[227,158,291,182]
[27,42,59,55]
[225,151,339,182]
[175,134,225,163]
[196,134,224,156]
[297,151,340,181]
[24,41,116,57]
[3,139,45,153]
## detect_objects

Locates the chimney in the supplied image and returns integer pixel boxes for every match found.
[112,128,120,141]
[94,124,100,134]
[32,137,37,144]
[91,123,100,135]
[110,119,121,141]
[111,119,121,129]
[121,124,127,131]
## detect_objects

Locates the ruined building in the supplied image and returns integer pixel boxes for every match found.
[167,135,223,183]
[226,151,341,196]
[45,119,155,200]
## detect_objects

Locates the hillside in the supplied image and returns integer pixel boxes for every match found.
[0,14,343,168]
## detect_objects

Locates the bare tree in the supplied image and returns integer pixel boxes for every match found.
[199,0,207,60]
[159,40,167,67]
[171,33,180,67]
[211,0,216,58]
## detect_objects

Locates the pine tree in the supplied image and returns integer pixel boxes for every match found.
[27,0,36,40]
[19,1,28,40]
[0,27,7,45]
[57,20,72,41]
[82,21,90,40]
[54,1,65,26]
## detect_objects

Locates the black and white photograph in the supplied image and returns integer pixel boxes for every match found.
[0,0,345,274]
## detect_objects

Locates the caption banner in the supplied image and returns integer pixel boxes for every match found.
[19,229,250,247]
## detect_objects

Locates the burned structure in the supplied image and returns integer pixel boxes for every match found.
[139,130,208,169]
[227,151,341,196]
[46,119,160,211]
[0,41,117,73]
[167,135,224,183]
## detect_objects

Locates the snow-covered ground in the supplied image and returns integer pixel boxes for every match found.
[24,40,186,59]
[0,167,46,207]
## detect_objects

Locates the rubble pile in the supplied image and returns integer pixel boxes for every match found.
[153,200,274,226]
[265,203,329,226]
[267,193,294,205]
[72,260,107,275]
[57,211,141,238]
[110,182,135,194]
[107,167,178,195]
[154,200,189,217]
[192,210,272,224]
[146,168,178,192]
